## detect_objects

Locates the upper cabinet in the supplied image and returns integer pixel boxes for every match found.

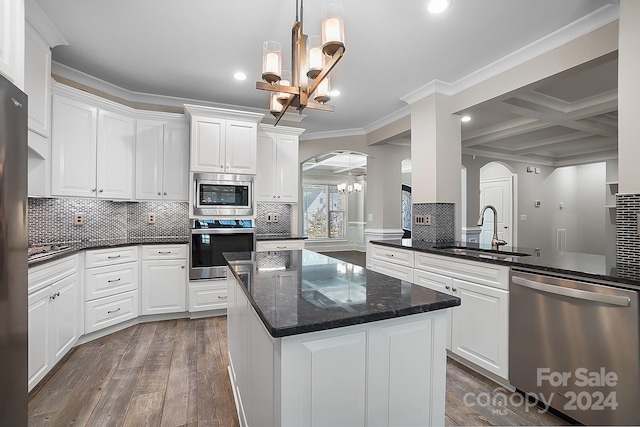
[256,125,304,203]
[24,24,51,137]
[0,0,25,89]
[136,118,189,201]
[51,92,136,200]
[185,104,264,174]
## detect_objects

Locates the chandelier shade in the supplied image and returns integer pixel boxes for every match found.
[257,0,345,125]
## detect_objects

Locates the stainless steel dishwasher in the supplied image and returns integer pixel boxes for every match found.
[510,269,640,426]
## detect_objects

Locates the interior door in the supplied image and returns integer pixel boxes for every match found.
[479,178,512,246]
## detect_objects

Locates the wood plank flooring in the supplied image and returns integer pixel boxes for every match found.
[29,316,566,427]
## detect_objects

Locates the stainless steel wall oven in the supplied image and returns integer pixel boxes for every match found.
[189,219,255,280]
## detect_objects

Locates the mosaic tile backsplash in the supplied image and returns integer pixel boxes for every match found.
[256,203,292,235]
[28,198,189,245]
[616,194,640,266]
[411,203,455,243]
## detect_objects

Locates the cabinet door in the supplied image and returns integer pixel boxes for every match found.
[162,121,189,201]
[225,120,257,174]
[450,278,509,379]
[51,95,98,197]
[255,134,276,201]
[50,273,79,365]
[141,260,187,314]
[28,285,51,391]
[96,109,136,199]
[190,117,225,172]
[135,120,164,200]
[0,0,25,88]
[25,25,51,137]
[275,134,299,202]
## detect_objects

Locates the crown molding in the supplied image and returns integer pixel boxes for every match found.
[184,104,264,123]
[362,105,412,134]
[258,123,306,136]
[299,127,366,141]
[25,0,68,48]
[398,3,620,107]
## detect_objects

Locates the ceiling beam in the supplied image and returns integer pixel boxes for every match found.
[462,118,551,148]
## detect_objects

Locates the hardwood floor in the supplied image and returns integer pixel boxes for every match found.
[29,316,566,427]
[29,317,238,427]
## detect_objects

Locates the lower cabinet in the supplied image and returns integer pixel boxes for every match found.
[188,277,228,312]
[28,256,80,392]
[413,252,510,380]
[141,245,187,315]
[255,239,305,252]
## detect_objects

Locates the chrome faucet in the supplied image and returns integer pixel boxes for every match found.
[477,205,507,250]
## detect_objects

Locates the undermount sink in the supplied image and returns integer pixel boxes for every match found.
[434,246,531,259]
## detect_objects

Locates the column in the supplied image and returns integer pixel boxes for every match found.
[616,0,640,268]
[410,93,462,242]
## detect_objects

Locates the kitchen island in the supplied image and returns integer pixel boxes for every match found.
[224,250,460,427]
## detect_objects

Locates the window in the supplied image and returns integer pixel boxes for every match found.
[303,184,346,238]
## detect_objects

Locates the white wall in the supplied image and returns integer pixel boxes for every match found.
[463,155,607,254]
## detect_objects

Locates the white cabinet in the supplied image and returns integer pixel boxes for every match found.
[412,251,509,380]
[370,244,414,282]
[25,24,51,137]
[256,239,305,252]
[28,255,80,391]
[185,104,264,174]
[0,0,25,89]
[136,119,189,201]
[141,245,187,315]
[256,126,304,203]
[51,94,135,199]
[84,246,139,334]
[188,277,228,312]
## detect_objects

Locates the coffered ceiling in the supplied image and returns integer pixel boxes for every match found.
[34,0,617,148]
[457,54,618,166]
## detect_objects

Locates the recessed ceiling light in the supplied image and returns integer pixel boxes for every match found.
[427,0,451,14]
[329,89,341,97]
[234,71,247,81]
[461,115,471,122]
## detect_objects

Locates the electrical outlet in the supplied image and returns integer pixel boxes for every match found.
[147,213,156,224]
[73,213,84,226]
[272,213,279,223]
[534,200,541,208]
[424,214,431,225]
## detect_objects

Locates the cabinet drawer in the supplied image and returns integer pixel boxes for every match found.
[28,254,78,294]
[141,244,187,260]
[189,282,228,312]
[414,252,509,290]
[371,244,414,268]
[85,290,139,334]
[413,269,453,294]
[85,262,138,301]
[85,246,138,268]
[256,240,305,252]
[370,258,414,282]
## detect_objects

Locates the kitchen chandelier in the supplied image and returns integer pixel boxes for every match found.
[256,0,345,125]
[337,153,362,194]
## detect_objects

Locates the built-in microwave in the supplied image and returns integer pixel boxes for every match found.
[193,172,254,217]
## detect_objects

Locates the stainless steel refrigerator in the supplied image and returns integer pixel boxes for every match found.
[0,74,28,425]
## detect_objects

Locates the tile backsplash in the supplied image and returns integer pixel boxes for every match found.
[256,203,292,235]
[411,203,455,243]
[28,198,189,245]
[616,193,640,266]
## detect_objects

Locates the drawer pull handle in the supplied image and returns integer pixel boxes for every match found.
[49,291,61,300]
[108,278,121,283]
[452,287,457,292]
[107,307,121,314]
[386,253,394,257]
[445,286,450,290]
[277,246,286,249]
[107,255,121,259]
[218,296,228,299]
[158,251,172,254]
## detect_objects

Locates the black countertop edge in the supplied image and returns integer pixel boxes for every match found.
[371,240,640,291]
[225,253,461,339]
[28,238,189,267]
[256,234,309,241]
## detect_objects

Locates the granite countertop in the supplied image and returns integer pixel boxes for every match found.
[256,234,309,241]
[224,249,461,338]
[28,237,189,266]
[372,239,640,291]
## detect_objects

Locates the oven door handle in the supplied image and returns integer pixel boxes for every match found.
[512,276,631,307]
[191,228,256,235]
